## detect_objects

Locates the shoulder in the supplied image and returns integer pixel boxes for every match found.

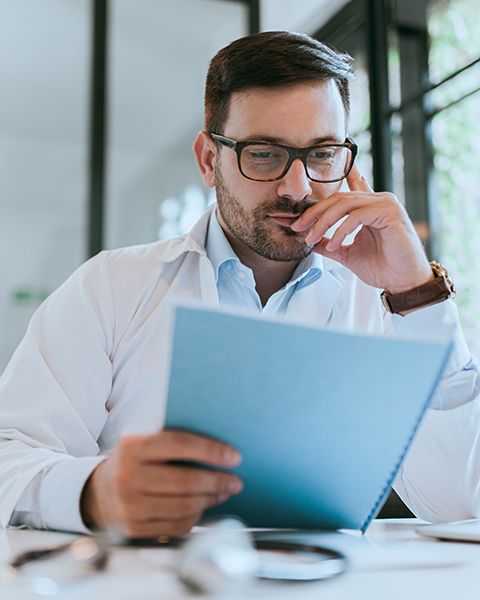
[48,236,192,316]
[97,237,187,270]
[81,236,189,286]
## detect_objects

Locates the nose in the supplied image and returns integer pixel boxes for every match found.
[276,157,313,202]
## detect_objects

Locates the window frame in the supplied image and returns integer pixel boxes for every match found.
[315,0,480,259]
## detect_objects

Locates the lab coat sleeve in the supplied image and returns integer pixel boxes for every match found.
[0,252,114,532]
[385,300,480,522]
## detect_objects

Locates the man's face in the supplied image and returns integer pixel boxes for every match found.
[214,80,347,262]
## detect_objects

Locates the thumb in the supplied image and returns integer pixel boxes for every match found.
[346,163,373,193]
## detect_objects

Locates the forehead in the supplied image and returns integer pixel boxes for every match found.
[224,80,347,145]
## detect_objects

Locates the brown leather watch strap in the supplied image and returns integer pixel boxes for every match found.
[381,261,456,316]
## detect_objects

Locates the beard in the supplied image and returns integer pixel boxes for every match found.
[214,167,315,262]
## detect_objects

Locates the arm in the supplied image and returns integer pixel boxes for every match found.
[0,251,242,535]
[0,253,113,531]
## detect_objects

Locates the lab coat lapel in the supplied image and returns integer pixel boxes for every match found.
[159,205,220,306]
[198,254,220,306]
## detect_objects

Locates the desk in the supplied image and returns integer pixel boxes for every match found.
[0,520,479,599]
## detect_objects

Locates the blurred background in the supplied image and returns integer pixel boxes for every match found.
[0,0,479,371]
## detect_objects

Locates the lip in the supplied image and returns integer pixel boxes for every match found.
[267,214,300,227]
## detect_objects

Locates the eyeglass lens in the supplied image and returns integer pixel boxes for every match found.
[240,144,352,182]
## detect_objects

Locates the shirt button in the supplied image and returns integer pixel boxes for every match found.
[238,271,247,281]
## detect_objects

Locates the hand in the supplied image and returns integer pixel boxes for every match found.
[81,430,243,538]
[290,164,433,293]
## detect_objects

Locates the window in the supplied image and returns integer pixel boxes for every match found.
[318,0,480,358]
[428,0,480,357]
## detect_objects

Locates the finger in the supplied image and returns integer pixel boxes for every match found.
[127,430,242,467]
[132,464,243,496]
[325,214,363,251]
[124,492,231,522]
[123,515,200,539]
[346,163,373,193]
[290,192,372,232]
[303,198,380,246]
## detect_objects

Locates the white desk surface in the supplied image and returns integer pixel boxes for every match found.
[0,519,479,599]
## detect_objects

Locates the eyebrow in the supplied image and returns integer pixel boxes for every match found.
[244,134,344,145]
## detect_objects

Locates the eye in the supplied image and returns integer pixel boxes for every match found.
[311,150,335,160]
[251,151,274,158]
[247,149,282,160]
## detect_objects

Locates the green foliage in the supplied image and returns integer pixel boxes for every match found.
[428,0,480,82]
[429,0,480,358]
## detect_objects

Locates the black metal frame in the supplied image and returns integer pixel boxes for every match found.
[86,0,259,258]
[247,0,260,33]
[389,56,480,117]
[396,17,437,255]
[87,0,108,257]
[365,0,393,193]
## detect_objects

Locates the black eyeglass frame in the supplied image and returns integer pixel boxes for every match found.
[210,132,358,183]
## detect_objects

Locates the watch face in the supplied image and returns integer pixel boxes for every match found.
[432,262,453,280]
[431,262,456,298]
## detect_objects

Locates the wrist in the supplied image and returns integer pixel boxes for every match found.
[80,462,107,530]
[385,267,434,296]
[381,261,455,316]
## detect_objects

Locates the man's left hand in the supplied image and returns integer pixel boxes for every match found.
[290,164,433,294]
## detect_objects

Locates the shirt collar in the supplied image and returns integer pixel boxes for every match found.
[289,250,323,290]
[206,207,324,289]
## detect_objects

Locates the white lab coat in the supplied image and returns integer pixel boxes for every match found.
[0,206,479,533]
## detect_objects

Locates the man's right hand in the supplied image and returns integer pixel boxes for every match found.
[80,430,243,538]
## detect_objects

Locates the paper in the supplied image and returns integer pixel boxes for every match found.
[165,304,452,531]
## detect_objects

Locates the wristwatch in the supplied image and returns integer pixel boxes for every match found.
[381,261,456,317]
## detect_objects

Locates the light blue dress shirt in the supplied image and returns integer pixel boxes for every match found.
[206,209,323,315]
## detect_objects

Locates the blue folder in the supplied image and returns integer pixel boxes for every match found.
[165,304,452,531]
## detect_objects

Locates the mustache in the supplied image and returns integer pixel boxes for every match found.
[256,198,316,217]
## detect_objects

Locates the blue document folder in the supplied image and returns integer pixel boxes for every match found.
[165,304,452,531]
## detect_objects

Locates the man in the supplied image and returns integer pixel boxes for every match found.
[0,31,479,537]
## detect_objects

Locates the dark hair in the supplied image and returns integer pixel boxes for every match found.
[205,31,354,133]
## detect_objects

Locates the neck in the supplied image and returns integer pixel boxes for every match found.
[219,222,299,307]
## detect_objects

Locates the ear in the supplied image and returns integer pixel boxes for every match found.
[192,131,217,188]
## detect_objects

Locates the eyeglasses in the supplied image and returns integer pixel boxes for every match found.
[210,133,357,184]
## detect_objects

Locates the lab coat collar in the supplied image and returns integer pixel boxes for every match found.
[157,204,214,264]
